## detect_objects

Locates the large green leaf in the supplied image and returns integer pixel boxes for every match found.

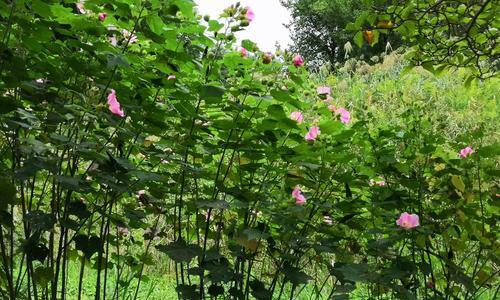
[156,240,202,263]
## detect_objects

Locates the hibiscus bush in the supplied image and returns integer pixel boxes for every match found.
[0,1,498,300]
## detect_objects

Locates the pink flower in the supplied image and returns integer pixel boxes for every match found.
[396,212,420,229]
[122,29,137,44]
[293,54,304,67]
[109,34,118,46]
[369,179,386,187]
[336,107,351,124]
[323,95,334,103]
[328,105,336,112]
[167,75,176,80]
[117,226,130,237]
[305,126,320,141]
[239,47,249,57]
[98,12,107,22]
[459,146,474,158]
[292,186,306,205]
[317,86,331,95]
[290,111,304,124]
[245,7,255,22]
[107,89,125,117]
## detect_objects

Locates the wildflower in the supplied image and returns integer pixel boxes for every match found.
[336,107,351,124]
[239,47,249,57]
[396,212,419,229]
[122,29,138,44]
[98,12,107,22]
[107,89,125,117]
[245,7,255,22]
[305,126,320,141]
[328,105,336,112]
[370,179,386,187]
[293,54,304,67]
[167,75,176,80]
[459,146,474,158]
[117,226,130,237]
[292,186,306,205]
[290,111,304,124]
[317,86,331,95]
[323,95,334,103]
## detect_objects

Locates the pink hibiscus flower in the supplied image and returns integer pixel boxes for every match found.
[239,47,249,57]
[293,54,304,67]
[459,146,474,158]
[292,186,306,205]
[290,111,304,124]
[396,212,420,229]
[305,126,320,141]
[107,89,125,117]
[335,107,351,124]
[245,7,255,22]
[317,86,331,95]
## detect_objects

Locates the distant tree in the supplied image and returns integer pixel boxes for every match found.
[281,0,395,68]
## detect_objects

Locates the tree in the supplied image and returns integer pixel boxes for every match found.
[351,0,499,80]
[281,0,392,68]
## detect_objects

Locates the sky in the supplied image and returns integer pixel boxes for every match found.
[194,0,292,51]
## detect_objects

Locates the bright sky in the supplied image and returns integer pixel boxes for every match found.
[194,0,292,51]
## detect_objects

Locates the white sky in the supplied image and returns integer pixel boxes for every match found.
[194,0,292,51]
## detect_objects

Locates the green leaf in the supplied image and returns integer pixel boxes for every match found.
[107,53,130,68]
[0,97,17,114]
[33,266,53,287]
[208,285,224,297]
[318,120,343,135]
[74,235,102,259]
[353,31,363,48]
[250,280,272,300]
[334,263,370,283]
[477,144,500,158]
[207,20,224,32]
[176,284,200,300]
[451,175,465,193]
[147,14,166,35]
[156,240,202,263]
[0,178,16,210]
[200,85,225,103]
[284,266,312,285]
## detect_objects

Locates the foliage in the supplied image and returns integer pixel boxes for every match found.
[281,0,396,67]
[0,1,498,300]
[349,0,499,80]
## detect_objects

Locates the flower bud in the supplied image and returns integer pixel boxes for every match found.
[262,52,273,64]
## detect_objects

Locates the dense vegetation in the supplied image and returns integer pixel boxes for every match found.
[0,1,498,300]
[281,0,390,66]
